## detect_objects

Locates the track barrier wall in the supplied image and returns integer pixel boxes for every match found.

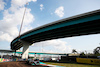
[76,58,100,65]
[0,58,12,62]
[0,58,20,62]
[0,58,4,62]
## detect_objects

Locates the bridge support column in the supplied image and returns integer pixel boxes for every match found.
[19,40,30,59]
[22,44,29,59]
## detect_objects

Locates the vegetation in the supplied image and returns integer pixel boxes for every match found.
[44,62,100,67]
[80,52,85,56]
[72,46,100,56]
[93,47,100,56]
[72,49,78,54]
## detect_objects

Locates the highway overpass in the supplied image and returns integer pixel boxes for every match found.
[11,9,100,59]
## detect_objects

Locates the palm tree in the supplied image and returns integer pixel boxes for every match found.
[93,47,100,54]
[72,49,78,54]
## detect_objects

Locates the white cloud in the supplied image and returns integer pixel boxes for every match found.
[40,4,43,7]
[21,24,33,33]
[33,39,72,53]
[0,0,35,42]
[0,0,6,10]
[0,33,13,42]
[41,48,54,53]
[11,0,37,7]
[32,0,37,2]
[55,6,64,17]
[40,4,44,11]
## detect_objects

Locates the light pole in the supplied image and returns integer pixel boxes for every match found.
[85,50,88,58]
[41,44,43,52]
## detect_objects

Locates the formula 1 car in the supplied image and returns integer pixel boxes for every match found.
[27,59,40,65]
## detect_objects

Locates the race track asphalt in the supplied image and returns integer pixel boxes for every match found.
[0,61,49,67]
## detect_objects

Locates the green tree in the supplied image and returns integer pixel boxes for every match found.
[72,49,78,54]
[93,47,100,55]
[80,52,85,56]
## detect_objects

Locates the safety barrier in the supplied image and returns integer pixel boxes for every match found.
[0,58,33,62]
[0,58,12,62]
[76,58,100,65]
[0,58,4,62]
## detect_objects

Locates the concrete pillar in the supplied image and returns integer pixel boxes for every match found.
[19,40,30,59]
[22,44,29,59]
[14,50,16,56]
[1,52,3,59]
[34,53,36,59]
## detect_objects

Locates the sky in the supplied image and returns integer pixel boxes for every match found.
[0,0,100,54]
